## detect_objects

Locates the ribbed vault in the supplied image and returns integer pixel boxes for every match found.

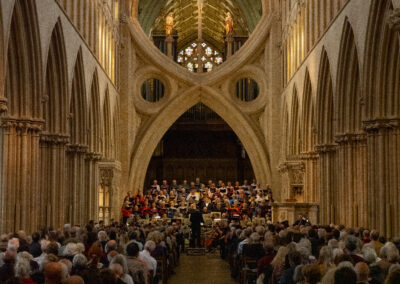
[138,0,261,51]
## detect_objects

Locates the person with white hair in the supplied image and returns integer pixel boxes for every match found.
[63,243,79,258]
[15,257,35,283]
[98,230,108,251]
[376,242,400,277]
[139,240,157,278]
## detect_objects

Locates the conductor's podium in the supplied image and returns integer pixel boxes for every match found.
[186,247,206,255]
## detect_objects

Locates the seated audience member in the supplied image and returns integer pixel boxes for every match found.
[126,243,147,284]
[354,262,370,284]
[334,266,357,284]
[44,262,63,284]
[280,251,302,284]
[344,235,365,264]
[257,243,276,275]
[139,241,157,279]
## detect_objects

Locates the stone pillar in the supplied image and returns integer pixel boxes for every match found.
[300,151,319,203]
[165,35,174,60]
[85,152,102,220]
[335,133,367,228]
[364,118,400,238]
[226,35,234,58]
[0,118,43,233]
[316,144,337,225]
[39,133,69,229]
[66,144,89,226]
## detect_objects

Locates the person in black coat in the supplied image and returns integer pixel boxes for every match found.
[189,204,204,248]
[29,232,42,258]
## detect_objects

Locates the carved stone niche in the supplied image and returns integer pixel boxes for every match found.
[278,160,305,202]
[100,168,114,187]
[388,8,400,31]
[98,161,122,222]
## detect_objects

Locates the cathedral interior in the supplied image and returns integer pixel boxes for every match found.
[0,0,400,239]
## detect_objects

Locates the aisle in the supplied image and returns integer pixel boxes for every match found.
[169,252,234,284]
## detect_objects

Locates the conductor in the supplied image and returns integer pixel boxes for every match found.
[189,203,204,248]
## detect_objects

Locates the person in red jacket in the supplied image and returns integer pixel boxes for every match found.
[121,202,132,224]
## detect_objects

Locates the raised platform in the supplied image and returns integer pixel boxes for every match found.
[186,247,206,256]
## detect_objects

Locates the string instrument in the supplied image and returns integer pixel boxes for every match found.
[205,230,219,248]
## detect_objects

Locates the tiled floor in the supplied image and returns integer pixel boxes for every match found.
[169,252,235,284]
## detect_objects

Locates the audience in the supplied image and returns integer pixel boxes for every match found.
[1,178,400,284]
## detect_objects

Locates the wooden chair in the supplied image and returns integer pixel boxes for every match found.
[156,256,168,284]
[240,257,258,284]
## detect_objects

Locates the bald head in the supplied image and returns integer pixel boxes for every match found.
[63,275,84,284]
[44,262,63,284]
[106,240,117,253]
[355,262,369,282]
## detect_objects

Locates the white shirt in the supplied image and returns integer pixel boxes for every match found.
[139,249,157,277]
[34,253,47,271]
[121,273,134,284]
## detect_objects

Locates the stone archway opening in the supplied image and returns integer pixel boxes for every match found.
[143,102,255,189]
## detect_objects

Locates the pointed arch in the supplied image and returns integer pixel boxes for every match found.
[128,86,271,192]
[364,0,400,119]
[336,19,362,133]
[316,48,334,145]
[301,69,315,152]
[43,18,68,134]
[289,86,300,156]
[88,69,102,154]
[69,48,87,145]
[4,0,43,118]
[103,88,112,158]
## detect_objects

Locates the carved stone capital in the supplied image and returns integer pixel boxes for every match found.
[1,117,44,133]
[299,151,319,160]
[334,133,367,144]
[315,144,337,154]
[40,133,69,145]
[388,8,400,31]
[363,118,400,132]
[85,151,103,161]
[0,97,7,114]
[278,160,305,173]
[66,143,89,153]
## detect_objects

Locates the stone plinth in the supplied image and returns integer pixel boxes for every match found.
[272,202,319,225]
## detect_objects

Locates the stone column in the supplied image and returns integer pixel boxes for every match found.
[335,134,367,228]
[0,118,43,233]
[316,144,337,225]
[165,35,174,60]
[364,118,400,238]
[39,133,69,229]
[300,151,319,203]
[66,144,89,226]
[85,152,102,220]
[226,34,234,58]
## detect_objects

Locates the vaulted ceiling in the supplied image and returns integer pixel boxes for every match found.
[138,0,262,51]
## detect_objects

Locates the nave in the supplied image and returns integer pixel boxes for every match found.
[169,253,232,284]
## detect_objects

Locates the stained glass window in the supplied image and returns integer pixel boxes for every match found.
[177,42,223,72]
[185,47,193,57]
[205,62,213,72]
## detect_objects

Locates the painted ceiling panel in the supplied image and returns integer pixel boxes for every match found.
[138,0,261,51]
